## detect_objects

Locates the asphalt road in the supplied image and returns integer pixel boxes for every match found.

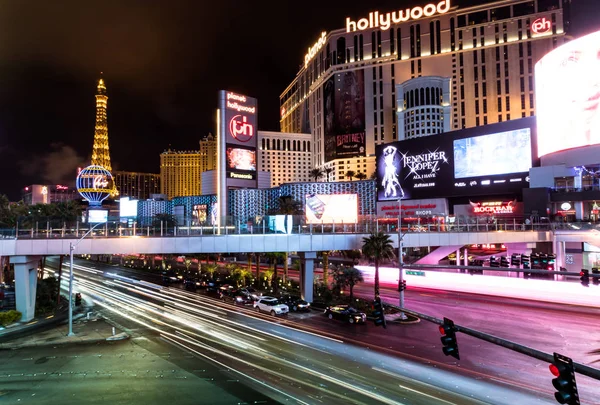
[41,257,579,404]
[0,334,278,405]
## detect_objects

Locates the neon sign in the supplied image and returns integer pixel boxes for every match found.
[93,175,109,189]
[229,115,254,142]
[532,17,551,35]
[304,32,327,68]
[346,0,450,33]
[56,185,69,190]
[470,200,516,214]
[226,92,256,114]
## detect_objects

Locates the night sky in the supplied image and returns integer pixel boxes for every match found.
[0,0,598,200]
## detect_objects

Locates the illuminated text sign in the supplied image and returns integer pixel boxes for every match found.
[347,0,450,33]
[304,32,327,68]
[470,200,516,214]
[226,92,256,114]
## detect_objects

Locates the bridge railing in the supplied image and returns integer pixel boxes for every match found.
[0,215,585,239]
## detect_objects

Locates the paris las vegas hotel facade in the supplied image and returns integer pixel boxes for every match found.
[279,0,570,181]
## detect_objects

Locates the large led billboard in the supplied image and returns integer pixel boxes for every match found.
[453,129,532,178]
[305,193,358,224]
[226,144,256,180]
[323,71,366,162]
[376,118,537,200]
[119,197,138,217]
[536,30,600,157]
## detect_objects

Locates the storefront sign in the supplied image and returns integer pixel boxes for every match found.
[377,198,448,218]
[346,0,450,33]
[470,200,517,214]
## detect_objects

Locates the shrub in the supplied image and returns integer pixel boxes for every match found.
[0,310,22,326]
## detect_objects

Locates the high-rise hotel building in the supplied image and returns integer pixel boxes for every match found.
[258,131,313,186]
[160,134,217,199]
[113,171,161,200]
[280,0,570,178]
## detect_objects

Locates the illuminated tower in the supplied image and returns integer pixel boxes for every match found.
[91,77,112,171]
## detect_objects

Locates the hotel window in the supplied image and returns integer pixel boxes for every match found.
[397,28,402,59]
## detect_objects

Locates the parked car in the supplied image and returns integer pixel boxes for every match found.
[240,287,262,301]
[324,305,366,324]
[220,288,253,305]
[254,296,289,316]
[279,295,310,312]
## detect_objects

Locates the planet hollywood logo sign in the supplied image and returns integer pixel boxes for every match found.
[305,32,327,68]
[226,92,256,114]
[346,0,450,32]
[229,115,254,142]
[531,17,551,35]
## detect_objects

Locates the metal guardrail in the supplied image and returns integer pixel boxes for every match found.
[387,303,600,382]
[0,217,583,240]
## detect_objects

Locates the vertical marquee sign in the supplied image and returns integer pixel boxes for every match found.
[217,90,258,226]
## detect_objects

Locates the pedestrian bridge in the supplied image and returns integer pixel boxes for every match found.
[2,221,598,323]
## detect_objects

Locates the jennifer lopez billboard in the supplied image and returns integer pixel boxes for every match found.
[323,71,366,162]
[535,30,600,157]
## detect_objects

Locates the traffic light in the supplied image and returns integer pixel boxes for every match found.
[398,280,407,292]
[521,254,530,267]
[500,256,510,268]
[549,353,580,405]
[489,256,499,268]
[75,293,82,306]
[547,254,557,271]
[580,270,590,287]
[592,268,599,286]
[511,253,521,267]
[531,253,541,269]
[439,317,460,360]
[372,298,386,329]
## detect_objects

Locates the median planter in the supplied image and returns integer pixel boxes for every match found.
[0,310,22,327]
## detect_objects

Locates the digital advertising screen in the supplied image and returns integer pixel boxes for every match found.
[305,193,358,224]
[192,204,208,225]
[453,129,532,178]
[226,144,256,181]
[376,118,537,200]
[323,70,366,162]
[88,209,108,224]
[119,197,138,218]
[536,30,600,157]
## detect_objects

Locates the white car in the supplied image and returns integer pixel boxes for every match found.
[254,296,289,316]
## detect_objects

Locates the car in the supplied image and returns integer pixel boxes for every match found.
[220,288,253,305]
[240,287,262,301]
[279,295,310,312]
[324,305,366,324]
[254,296,289,316]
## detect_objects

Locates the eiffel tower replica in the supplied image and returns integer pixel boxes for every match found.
[91,75,118,196]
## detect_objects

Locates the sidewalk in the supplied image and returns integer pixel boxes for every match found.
[0,310,127,349]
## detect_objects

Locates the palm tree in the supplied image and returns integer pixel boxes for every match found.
[204,263,219,280]
[333,267,364,302]
[309,168,323,182]
[355,172,367,181]
[362,232,396,298]
[324,167,334,182]
[344,170,356,181]
[319,251,331,288]
[369,171,377,180]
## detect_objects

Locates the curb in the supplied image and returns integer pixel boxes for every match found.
[106,332,130,341]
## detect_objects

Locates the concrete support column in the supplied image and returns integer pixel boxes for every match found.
[575,201,585,221]
[456,249,461,272]
[463,248,469,267]
[299,251,316,303]
[13,255,40,322]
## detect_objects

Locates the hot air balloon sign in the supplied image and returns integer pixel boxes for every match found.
[76,165,114,207]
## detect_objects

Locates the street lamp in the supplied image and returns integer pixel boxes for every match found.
[398,196,407,320]
[68,220,106,336]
